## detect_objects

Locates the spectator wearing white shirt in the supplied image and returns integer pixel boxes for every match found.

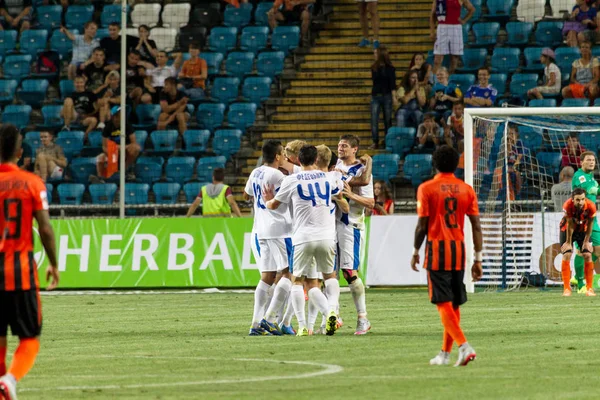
[138,51,183,104]
[60,22,100,80]
[527,48,561,99]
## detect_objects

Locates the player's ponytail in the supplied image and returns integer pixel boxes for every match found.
[0,124,21,163]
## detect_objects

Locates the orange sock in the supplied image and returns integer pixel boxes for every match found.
[0,346,6,376]
[585,261,595,290]
[562,260,571,290]
[8,338,40,382]
[442,306,461,353]
[436,302,466,347]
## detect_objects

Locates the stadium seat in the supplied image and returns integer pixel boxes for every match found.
[211,77,240,104]
[196,103,226,131]
[579,132,600,151]
[95,28,109,41]
[254,2,273,26]
[65,5,94,31]
[19,30,48,57]
[555,47,581,75]
[449,74,476,94]
[179,26,207,52]
[385,127,415,158]
[85,130,103,154]
[272,26,300,55]
[18,79,49,107]
[46,182,53,205]
[184,182,203,203]
[57,183,85,205]
[124,183,150,205]
[0,79,18,106]
[59,79,75,100]
[457,48,487,73]
[39,105,64,130]
[89,183,117,205]
[201,52,225,76]
[182,129,211,156]
[227,102,257,132]
[509,73,538,98]
[69,157,97,184]
[213,129,242,159]
[536,152,562,178]
[535,21,563,47]
[165,156,195,185]
[462,0,482,23]
[50,29,73,59]
[240,27,268,55]
[242,77,271,104]
[135,161,163,184]
[133,104,161,131]
[138,156,165,167]
[528,99,557,108]
[491,47,521,73]
[191,6,221,31]
[150,28,178,52]
[517,0,546,23]
[561,98,590,107]
[257,51,285,79]
[224,3,253,28]
[150,130,178,156]
[153,182,181,204]
[522,47,544,72]
[208,27,238,54]
[372,154,399,183]
[36,5,63,30]
[24,131,42,155]
[518,127,544,152]
[0,30,17,58]
[403,154,433,187]
[472,22,500,46]
[225,52,255,79]
[2,104,32,130]
[484,0,514,21]
[161,3,191,29]
[462,22,471,44]
[196,156,227,182]
[135,130,148,152]
[131,3,161,28]
[549,0,574,17]
[56,131,84,161]
[101,5,127,27]
[3,54,32,82]
[506,22,533,46]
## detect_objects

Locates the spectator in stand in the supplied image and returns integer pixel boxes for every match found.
[61,76,98,139]
[429,67,462,128]
[356,0,380,48]
[561,132,587,169]
[268,0,314,46]
[367,180,394,216]
[527,48,561,100]
[395,70,426,129]
[34,131,67,182]
[60,22,99,80]
[370,46,397,149]
[101,22,138,70]
[464,67,497,107]
[95,71,121,130]
[157,77,190,137]
[429,0,475,74]
[416,112,442,153]
[0,0,32,33]
[409,52,433,88]
[564,0,599,47]
[124,50,146,105]
[82,47,107,93]
[444,100,464,149]
[134,25,158,64]
[139,51,183,104]
[552,166,575,211]
[178,43,207,99]
[186,168,243,217]
[562,41,599,100]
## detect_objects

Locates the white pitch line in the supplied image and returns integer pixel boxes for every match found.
[40,287,351,296]
[21,356,344,392]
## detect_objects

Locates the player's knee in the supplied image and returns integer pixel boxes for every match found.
[583,253,593,262]
[261,271,276,285]
[563,253,572,262]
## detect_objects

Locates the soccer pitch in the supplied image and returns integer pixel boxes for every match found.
[10,289,600,399]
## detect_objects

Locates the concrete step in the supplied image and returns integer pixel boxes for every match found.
[295,71,372,79]
[272,112,371,121]
[307,44,431,53]
[325,20,431,29]
[319,28,431,37]
[290,79,372,87]
[330,10,431,20]
[275,105,370,112]
[286,87,371,95]
[265,122,383,132]
[303,53,414,62]
[316,35,432,45]
[278,96,370,105]
[332,3,431,12]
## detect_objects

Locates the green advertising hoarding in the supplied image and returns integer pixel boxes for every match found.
[34,217,368,289]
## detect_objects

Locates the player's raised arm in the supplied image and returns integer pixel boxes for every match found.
[348,155,372,187]
[34,209,59,290]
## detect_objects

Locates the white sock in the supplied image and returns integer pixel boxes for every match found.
[265,277,292,323]
[324,278,340,314]
[251,280,271,328]
[291,284,306,330]
[349,278,367,318]
[308,287,329,316]
[307,295,318,331]
[281,295,295,326]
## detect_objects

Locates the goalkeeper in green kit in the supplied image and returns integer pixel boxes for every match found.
[571,151,600,293]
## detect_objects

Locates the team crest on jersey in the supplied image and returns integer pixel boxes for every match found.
[579,175,587,183]
[484,91,490,98]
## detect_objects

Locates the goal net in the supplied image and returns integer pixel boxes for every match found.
[463,108,600,291]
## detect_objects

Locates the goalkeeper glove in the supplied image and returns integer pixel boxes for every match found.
[589,187,599,195]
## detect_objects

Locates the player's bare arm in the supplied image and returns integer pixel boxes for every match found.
[186,197,201,217]
[342,181,375,209]
[263,185,281,210]
[333,192,350,214]
[411,216,429,272]
[34,209,59,290]
[468,214,483,281]
[583,216,595,251]
[227,195,243,217]
[348,155,372,187]
[563,219,574,254]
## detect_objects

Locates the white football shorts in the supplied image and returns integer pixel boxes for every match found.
[290,239,336,278]
[257,238,293,272]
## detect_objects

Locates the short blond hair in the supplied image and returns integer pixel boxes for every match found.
[316,144,332,169]
[285,140,307,159]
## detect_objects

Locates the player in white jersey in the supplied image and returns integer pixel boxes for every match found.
[279,139,306,175]
[265,145,344,336]
[336,135,375,335]
[243,140,293,336]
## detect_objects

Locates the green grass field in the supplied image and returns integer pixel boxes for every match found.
[7,289,600,399]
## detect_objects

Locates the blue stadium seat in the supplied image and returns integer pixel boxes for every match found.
[196,103,226,131]
[208,27,238,54]
[579,132,600,151]
[59,79,74,100]
[39,105,64,130]
[124,183,150,205]
[372,154,399,183]
[135,161,163,184]
[485,0,514,21]
[65,5,94,31]
[24,131,42,155]
[224,3,253,28]
[165,156,195,185]
[196,156,227,182]
[385,127,415,158]
[225,51,255,79]
[101,5,127,27]
[272,26,300,55]
[518,127,544,152]
[57,183,85,205]
[18,79,49,107]
[150,130,178,156]
[449,74,476,94]
[491,47,521,73]
[36,5,63,30]
[522,47,544,72]
[95,28,109,41]
[85,130,103,155]
[227,102,257,132]
[457,48,487,73]
[134,130,148,152]
[133,104,161,131]
[153,182,181,204]
[555,47,581,75]
[2,104,32,129]
[242,77,271,104]
[536,152,562,178]
[182,129,211,156]
[528,99,557,107]
[240,29,268,55]
[89,183,117,205]
[46,182,53,205]
[56,131,84,161]
[3,54,32,82]
[69,157,97,184]
[509,73,538,98]
[201,52,224,76]
[506,22,533,46]
[462,0,482,22]
[535,21,563,47]
[19,30,48,57]
[138,155,165,167]
[0,79,18,106]
[0,30,17,58]
[403,154,433,187]
[183,182,203,203]
[472,22,500,46]
[213,129,242,159]
[211,77,240,104]
[254,2,273,26]
[50,29,73,59]
[257,51,285,79]
[561,98,590,107]
[462,22,471,44]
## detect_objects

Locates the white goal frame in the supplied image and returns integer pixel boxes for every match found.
[462,107,600,293]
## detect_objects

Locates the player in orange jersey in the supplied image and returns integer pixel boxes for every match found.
[0,124,59,400]
[560,188,597,297]
[411,145,483,367]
